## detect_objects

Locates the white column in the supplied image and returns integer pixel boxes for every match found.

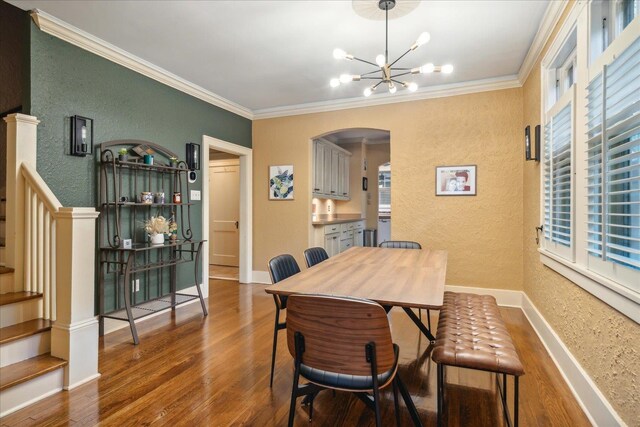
[50,207,101,389]
[4,113,39,291]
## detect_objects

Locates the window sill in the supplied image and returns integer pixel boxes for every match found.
[538,249,639,323]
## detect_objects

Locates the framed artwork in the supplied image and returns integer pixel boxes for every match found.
[269,165,294,200]
[435,165,477,196]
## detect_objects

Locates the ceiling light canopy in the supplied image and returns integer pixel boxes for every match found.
[331,0,453,97]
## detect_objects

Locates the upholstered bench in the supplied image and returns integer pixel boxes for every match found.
[432,291,524,427]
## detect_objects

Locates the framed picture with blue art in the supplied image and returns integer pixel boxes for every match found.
[269,165,294,200]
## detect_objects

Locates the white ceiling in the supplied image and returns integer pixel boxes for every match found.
[9,0,549,113]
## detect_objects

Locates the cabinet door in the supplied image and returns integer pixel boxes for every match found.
[353,228,364,247]
[340,237,354,252]
[342,153,350,199]
[313,141,324,195]
[323,146,333,196]
[324,233,340,257]
[330,149,340,197]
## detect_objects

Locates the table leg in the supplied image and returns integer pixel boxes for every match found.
[402,307,436,342]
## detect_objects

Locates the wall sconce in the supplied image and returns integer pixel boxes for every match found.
[70,115,93,157]
[525,125,540,162]
[186,142,200,170]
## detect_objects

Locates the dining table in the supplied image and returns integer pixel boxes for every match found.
[264,246,448,342]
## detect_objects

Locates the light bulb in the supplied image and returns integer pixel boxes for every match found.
[364,87,373,97]
[408,82,418,92]
[389,83,397,94]
[375,54,386,67]
[339,74,353,83]
[442,64,454,74]
[419,63,435,74]
[333,48,347,59]
[415,32,431,47]
[330,78,340,88]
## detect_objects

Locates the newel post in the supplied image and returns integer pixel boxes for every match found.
[51,207,101,389]
[4,113,39,291]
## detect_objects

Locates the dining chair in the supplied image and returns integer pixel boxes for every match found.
[303,247,329,268]
[285,294,422,427]
[378,240,430,329]
[267,254,301,388]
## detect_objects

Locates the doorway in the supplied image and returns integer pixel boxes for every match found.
[202,136,253,284]
[209,151,240,280]
[377,162,391,244]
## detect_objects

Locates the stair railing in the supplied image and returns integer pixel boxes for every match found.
[21,162,61,321]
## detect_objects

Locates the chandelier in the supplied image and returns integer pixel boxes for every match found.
[330,0,453,97]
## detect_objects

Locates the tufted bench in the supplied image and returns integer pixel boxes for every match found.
[432,291,524,427]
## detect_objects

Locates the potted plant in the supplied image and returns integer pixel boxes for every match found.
[169,214,178,241]
[144,215,169,245]
[118,148,129,162]
[169,156,178,168]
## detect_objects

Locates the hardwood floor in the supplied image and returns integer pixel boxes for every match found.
[209,264,239,281]
[0,279,590,426]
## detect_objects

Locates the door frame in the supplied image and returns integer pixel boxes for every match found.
[202,135,252,284]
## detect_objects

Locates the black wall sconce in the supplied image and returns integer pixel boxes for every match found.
[70,115,93,157]
[525,124,540,162]
[186,142,200,170]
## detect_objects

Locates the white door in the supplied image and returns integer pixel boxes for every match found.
[209,160,240,266]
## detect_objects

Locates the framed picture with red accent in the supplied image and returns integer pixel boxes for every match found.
[435,165,477,196]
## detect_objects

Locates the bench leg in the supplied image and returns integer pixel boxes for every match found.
[514,376,519,427]
[437,363,444,427]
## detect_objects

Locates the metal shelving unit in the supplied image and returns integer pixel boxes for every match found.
[98,140,207,344]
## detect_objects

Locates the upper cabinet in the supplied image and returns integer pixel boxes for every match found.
[313,140,351,200]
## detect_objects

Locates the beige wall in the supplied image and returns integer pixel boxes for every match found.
[521,2,639,424]
[365,143,390,229]
[253,88,524,290]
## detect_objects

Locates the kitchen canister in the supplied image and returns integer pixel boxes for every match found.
[140,192,153,204]
[154,192,165,204]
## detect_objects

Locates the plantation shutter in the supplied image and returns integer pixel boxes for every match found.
[544,89,574,259]
[586,36,640,279]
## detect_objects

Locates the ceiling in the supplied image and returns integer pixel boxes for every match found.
[9,0,549,114]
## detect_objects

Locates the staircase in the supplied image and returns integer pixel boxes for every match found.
[0,268,67,416]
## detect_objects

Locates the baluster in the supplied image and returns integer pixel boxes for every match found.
[30,191,37,295]
[24,186,32,292]
[37,200,44,296]
[50,218,57,321]
[43,210,50,320]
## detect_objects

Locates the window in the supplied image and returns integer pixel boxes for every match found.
[590,0,639,62]
[586,35,640,292]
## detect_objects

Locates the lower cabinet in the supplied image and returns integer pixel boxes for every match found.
[314,220,365,258]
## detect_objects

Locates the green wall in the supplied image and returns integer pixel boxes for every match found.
[26,19,252,311]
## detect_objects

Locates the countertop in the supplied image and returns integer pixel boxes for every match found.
[311,214,365,225]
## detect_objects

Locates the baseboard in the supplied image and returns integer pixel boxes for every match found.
[521,294,624,427]
[102,285,204,335]
[251,270,271,284]
[65,372,101,390]
[0,368,64,418]
[444,285,524,307]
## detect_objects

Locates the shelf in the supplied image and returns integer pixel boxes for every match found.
[102,202,194,207]
[101,239,204,252]
[102,293,199,321]
[113,160,186,172]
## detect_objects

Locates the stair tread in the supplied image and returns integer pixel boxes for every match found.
[0,353,67,391]
[0,291,42,306]
[0,266,13,274]
[0,318,52,345]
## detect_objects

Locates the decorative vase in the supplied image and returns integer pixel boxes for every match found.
[150,233,165,245]
[119,154,128,162]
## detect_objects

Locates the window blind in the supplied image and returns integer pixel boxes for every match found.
[586,35,640,272]
[544,102,573,249]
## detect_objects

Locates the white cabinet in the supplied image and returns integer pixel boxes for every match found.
[324,233,340,257]
[312,140,351,200]
[314,220,365,258]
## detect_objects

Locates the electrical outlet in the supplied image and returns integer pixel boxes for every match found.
[190,190,201,201]
[133,279,140,292]
[328,204,331,212]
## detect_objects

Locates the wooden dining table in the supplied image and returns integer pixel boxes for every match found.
[264,246,448,342]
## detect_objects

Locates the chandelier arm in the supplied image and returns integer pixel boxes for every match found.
[361,70,381,77]
[353,57,381,68]
[390,71,411,78]
[388,48,413,68]
[390,78,405,85]
[373,80,385,89]
[390,67,412,70]
[360,77,384,80]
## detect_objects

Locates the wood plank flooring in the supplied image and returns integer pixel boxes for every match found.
[209,264,239,281]
[0,279,590,426]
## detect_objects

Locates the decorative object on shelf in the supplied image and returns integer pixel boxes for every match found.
[144,154,154,165]
[525,125,541,162]
[169,156,178,168]
[186,142,200,170]
[173,191,182,204]
[154,192,165,204]
[140,192,153,204]
[144,215,169,245]
[169,213,178,241]
[119,196,129,203]
[120,239,132,249]
[330,0,453,97]
[132,144,154,157]
[435,165,477,196]
[118,148,129,162]
[269,165,294,200]
[362,177,368,191]
[70,115,93,156]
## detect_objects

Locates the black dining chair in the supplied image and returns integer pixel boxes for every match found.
[378,240,430,329]
[267,254,301,388]
[285,294,421,427]
[303,247,329,268]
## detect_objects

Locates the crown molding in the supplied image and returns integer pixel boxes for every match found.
[253,75,521,120]
[30,9,253,120]
[517,0,571,85]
